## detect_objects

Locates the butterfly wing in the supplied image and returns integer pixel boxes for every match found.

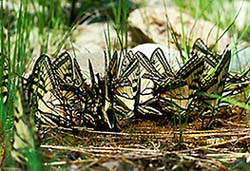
[135,51,159,105]
[105,51,119,129]
[223,72,250,97]
[154,45,206,113]
[87,59,116,130]
[157,49,205,101]
[118,50,134,77]
[150,47,174,76]
[53,51,85,87]
[114,58,140,118]
[23,54,85,127]
[176,50,205,89]
[191,38,219,77]
[23,54,57,106]
[196,48,231,108]
[24,54,59,126]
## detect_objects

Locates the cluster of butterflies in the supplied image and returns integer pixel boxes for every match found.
[16,38,248,133]
[0,38,249,165]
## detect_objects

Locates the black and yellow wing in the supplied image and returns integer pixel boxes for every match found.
[190,38,222,81]
[118,50,134,77]
[222,68,250,97]
[154,49,205,111]
[23,54,89,127]
[52,52,96,127]
[133,51,157,105]
[53,51,85,87]
[194,47,231,109]
[23,54,58,125]
[23,54,58,104]
[150,47,174,77]
[113,58,139,118]
[84,59,111,130]
[175,49,205,90]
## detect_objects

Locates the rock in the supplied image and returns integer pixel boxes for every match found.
[129,43,183,72]
[70,22,118,73]
[70,3,249,74]
[127,7,231,53]
[230,45,250,74]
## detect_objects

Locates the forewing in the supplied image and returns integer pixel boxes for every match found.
[118,50,134,77]
[53,51,84,87]
[150,47,173,75]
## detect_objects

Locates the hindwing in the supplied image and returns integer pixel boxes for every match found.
[37,86,89,127]
[223,71,250,97]
[114,59,140,118]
